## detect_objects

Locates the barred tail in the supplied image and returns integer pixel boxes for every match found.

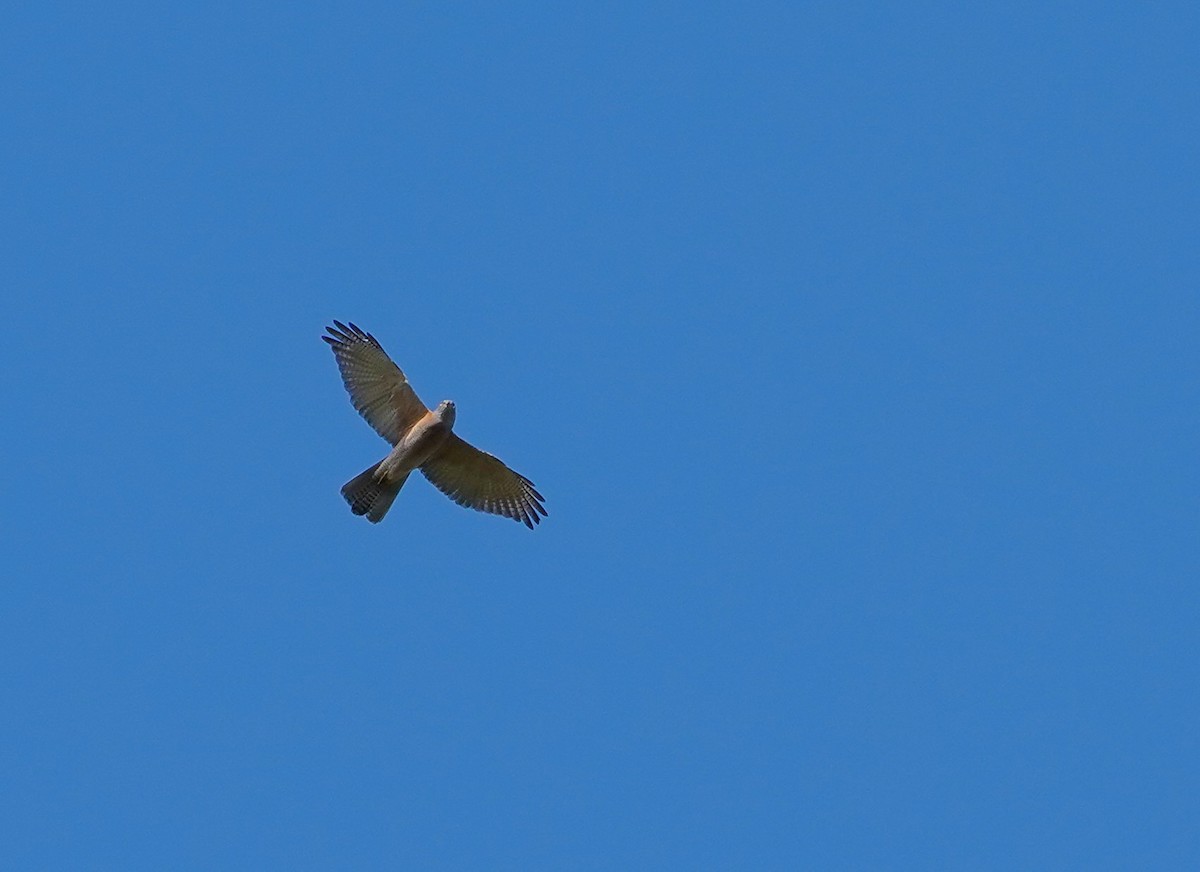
[341,461,408,523]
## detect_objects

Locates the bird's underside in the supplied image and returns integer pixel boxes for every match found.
[323,321,547,528]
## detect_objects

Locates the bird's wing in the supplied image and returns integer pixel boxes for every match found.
[323,321,428,445]
[420,433,547,528]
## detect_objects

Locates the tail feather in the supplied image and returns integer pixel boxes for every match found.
[341,461,408,523]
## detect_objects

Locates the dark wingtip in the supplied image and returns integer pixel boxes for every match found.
[324,321,382,350]
[324,322,351,345]
[525,500,545,527]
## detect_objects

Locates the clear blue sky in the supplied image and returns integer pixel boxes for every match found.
[2,3,1197,869]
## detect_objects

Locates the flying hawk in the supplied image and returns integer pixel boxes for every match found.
[324,321,547,528]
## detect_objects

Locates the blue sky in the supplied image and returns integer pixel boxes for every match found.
[2,2,1197,869]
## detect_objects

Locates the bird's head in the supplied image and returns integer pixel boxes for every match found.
[437,399,457,428]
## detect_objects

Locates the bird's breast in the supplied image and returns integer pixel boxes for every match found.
[385,416,450,475]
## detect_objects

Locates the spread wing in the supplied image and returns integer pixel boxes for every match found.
[421,433,548,528]
[323,321,428,445]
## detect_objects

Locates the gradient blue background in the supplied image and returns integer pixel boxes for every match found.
[2,3,1197,869]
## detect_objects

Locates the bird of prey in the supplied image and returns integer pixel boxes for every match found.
[323,321,547,528]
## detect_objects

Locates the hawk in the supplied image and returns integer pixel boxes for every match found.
[323,321,547,528]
